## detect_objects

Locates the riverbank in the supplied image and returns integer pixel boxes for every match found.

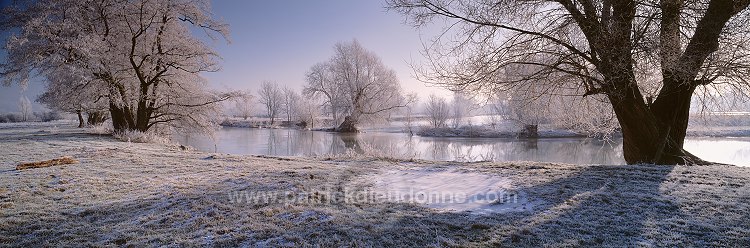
[1,124,749,246]
[220,118,301,129]
[220,118,750,139]
[416,126,585,138]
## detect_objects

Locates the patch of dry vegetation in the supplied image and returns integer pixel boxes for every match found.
[16,157,78,170]
[0,124,749,247]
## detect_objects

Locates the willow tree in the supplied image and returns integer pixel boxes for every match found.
[388,0,750,164]
[2,0,233,133]
[304,40,414,132]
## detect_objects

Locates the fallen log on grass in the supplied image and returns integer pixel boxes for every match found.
[16,157,79,170]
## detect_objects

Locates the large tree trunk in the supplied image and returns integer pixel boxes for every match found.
[518,124,538,138]
[336,116,359,133]
[608,82,708,165]
[650,83,696,150]
[594,1,713,165]
[110,105,128,133]
[110,103,136,133]
[110,101,151,133]
[609,93,662,164]
[76,110,84,128]
[86,111,108,126]
[134,103,151,132]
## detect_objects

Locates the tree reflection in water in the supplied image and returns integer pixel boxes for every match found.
[176,128,748,166]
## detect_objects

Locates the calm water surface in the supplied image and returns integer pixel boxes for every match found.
[176,127,750,166]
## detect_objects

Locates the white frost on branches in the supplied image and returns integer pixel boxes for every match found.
[17,96,32,122]
[2,0,234,133]
[258,81,283,125]
[304,40,413,130]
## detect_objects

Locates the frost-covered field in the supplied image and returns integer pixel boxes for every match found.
[1,123,750,246]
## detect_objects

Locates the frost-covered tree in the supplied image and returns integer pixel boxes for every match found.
[37,64,109,127]
[233,91,255,120]
[487,91,511,129]
[424,94,450,128]
[304,62,344,124]
[504,90,546,133]
[489,61,618,137]
[450,92,474,128]
[282,87,301,123]
[548,93,618,137]
[304,40,413,132]
[18,96,32,122]
[401,103,416,135]
[258,81,283,125]
[1,0,233,134]
[294,97,322,129]
[388,0,750,164]
[488,85,618,138]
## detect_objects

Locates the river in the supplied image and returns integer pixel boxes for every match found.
[175,127,750,166]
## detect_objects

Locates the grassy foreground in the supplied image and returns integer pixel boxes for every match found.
[0,124,749,247]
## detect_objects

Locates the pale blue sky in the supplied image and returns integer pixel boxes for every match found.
[0,0,450,113]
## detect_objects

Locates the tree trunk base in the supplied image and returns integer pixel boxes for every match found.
[87,111,108,126]
[660,148,719,165]
[518,124,538,138]
[336,116,359,133]
[76,111,84,128]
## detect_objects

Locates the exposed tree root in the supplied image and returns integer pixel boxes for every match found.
[678,149,730,166]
